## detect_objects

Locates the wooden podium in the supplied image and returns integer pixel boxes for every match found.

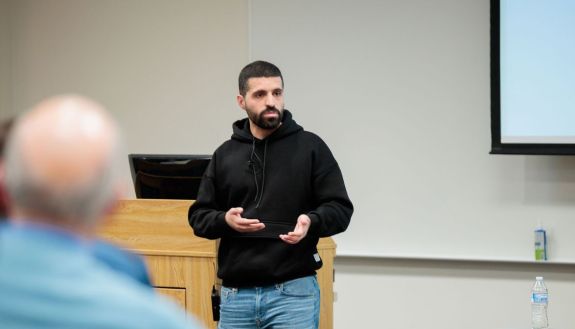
[99,199,336,329]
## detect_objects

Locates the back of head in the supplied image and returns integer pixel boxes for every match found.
[238,60,283,96]
[3,95,124,231]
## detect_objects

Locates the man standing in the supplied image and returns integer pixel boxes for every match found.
[189,61,353,328]
[0,95,202,329]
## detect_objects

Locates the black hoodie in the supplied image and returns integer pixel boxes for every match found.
[188,110,353,287]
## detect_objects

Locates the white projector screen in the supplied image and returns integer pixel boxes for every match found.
[492,0,575,154]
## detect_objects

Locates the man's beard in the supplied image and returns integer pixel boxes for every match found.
[248,107,283,130]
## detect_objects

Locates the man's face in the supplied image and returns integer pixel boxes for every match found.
[237,77,284,130]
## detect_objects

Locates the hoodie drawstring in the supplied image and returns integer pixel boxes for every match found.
[249,138,268,208]
[256,140,267,208]
[250,139,260,203]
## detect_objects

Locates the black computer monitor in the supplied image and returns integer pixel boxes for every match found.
[128,154,211,200]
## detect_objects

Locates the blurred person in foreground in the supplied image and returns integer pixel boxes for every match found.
[0,115,152,287]
[0,95,203,329]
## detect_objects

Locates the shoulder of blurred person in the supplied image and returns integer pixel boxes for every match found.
[0,221,201,328]
[90,239,153,287]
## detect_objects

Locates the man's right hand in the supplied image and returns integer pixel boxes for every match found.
[225,207,265,233]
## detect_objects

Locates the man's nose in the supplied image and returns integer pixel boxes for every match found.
[265,94,276,107]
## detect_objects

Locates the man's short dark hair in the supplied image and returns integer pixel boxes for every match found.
[238,61,283,96]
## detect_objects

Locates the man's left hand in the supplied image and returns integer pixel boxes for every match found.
[280,214,311,244]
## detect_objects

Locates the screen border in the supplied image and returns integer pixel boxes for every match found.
[489,0,575,155]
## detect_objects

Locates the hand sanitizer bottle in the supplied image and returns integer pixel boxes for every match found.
[534,223,547,261]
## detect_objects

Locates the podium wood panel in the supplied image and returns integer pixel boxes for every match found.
[100,199,335,329]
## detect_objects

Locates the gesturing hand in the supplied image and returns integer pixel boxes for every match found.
[225,207,265,233]
[280,214,311,244]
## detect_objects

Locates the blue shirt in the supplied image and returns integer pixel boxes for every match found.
[0,222,203,329]
[90,239,153,287]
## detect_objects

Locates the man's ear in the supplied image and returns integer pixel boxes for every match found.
[101,182,126,224]
[0,162,10,217]
[237,94,246,110]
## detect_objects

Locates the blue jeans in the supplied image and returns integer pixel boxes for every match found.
[218,275,320,329]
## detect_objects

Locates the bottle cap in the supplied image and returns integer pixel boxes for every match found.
[536,276,543,280]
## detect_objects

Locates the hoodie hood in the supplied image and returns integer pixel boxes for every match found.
[231,110,303,142]
[230,110,303,209]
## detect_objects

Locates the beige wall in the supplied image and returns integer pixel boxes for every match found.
[0,0,10,118]
[334,256,575,329]
[5,0,249,188]
[250,1,575,328]
[249,0,575,262]
[5,1,575,329]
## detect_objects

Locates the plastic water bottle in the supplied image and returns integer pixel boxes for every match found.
[531,276,549,329]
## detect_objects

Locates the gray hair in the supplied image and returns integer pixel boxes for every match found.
[3,119,125,228]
